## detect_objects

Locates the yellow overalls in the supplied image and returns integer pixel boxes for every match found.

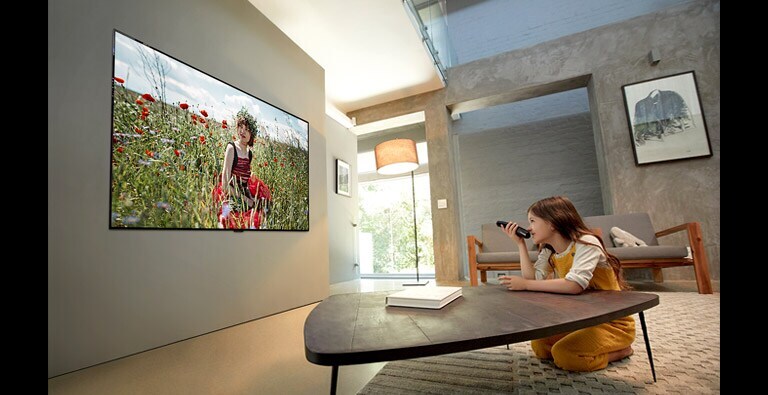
[530,243,636,372]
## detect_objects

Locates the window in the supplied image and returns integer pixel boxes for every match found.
[357,141,432,277]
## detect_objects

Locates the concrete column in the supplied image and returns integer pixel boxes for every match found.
[425,91,461,282]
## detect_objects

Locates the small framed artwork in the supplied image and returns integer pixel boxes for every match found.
[336,159,351,197]
[621,71,712,165]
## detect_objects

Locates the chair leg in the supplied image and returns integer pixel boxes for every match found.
[480,270,487,284]
[687,222,713,294]
[468,236,479,286]
[469,264,478,287]
[652,269,664,283]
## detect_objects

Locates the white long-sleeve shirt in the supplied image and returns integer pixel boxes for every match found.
[532,235,609,290]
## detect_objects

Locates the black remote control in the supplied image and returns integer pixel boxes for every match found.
[496,221,531,239]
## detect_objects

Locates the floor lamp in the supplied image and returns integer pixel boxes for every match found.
[374,138,428,286]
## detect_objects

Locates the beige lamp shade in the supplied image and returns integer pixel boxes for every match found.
[375,139,419,175]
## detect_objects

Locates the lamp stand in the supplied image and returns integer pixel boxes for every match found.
[403,171,429,286]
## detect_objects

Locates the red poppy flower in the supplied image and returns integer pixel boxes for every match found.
[280,163,284,168]
[134,127,144,135]
[141,93,156,102]
[191,114,198,121]
[180,165,186,171]
[264,161,268,166]
[174,149,180,157]
[274,158,278,162]
[145,149,154,157]
[117,147,124,153]
[136,99,144,105]
[140,114,147,120]
[222,119,227,125]
[180,103,189,110]
[113,77,125,83]
[200,109,208,117]
[199,135,206,143]
[205,123,209,129]
[142,107,149,113]
[199,117,206,123]
[222,124,227,129]
[185,141,191,146]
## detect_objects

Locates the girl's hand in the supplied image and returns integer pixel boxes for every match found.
[502,222,526,243]
[499,275,527,291]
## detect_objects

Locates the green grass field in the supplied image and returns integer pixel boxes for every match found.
[110,84,309,230]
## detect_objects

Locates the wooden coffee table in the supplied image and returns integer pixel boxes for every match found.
[304,286,659,394]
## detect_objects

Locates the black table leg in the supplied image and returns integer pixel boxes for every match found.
[330,365,339,395]
[638,311,656,382]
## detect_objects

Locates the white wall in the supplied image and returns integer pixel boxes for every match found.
[48,0,328,377]
[326,116,359,283]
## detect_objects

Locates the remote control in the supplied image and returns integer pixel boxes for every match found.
[496,221,531,239]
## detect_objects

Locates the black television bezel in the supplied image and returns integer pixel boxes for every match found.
[109,29,310,232]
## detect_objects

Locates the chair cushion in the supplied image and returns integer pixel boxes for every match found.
[477,251,540,263]
[584,213,659,247]
[607,246,688,260]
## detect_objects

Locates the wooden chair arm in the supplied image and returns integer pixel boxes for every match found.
[467,235,483,257]
[473,236,483,248]
[655,223,692,238]
[654,221,712,294]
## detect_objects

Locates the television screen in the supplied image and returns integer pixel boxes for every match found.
[110,31,309,231]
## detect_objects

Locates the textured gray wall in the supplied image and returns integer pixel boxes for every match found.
[447,0,720,281]
[447,0,695,65]
[459,112,604,238]
[49,0,328,377]
[327,116,360,284]
[453,88,590,133]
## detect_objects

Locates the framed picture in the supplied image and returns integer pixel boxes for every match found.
[621,71,712,165]
[336,159,351,197]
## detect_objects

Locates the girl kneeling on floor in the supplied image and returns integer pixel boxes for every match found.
[499,196,634,372]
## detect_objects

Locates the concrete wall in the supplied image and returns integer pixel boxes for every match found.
[425,91,463,282]
[48,0,328,377]
[447,0,719,281]
[447,0,695,64]
[350,1,720,283]
[327,116,360,284]
[452,88,590,133]
[459,112,604,239]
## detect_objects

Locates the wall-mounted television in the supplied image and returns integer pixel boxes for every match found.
[110,30,309,231]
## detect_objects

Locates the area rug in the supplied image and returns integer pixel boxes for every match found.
[358,292,719,394]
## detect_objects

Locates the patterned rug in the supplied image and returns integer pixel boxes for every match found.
[358,292,720,394]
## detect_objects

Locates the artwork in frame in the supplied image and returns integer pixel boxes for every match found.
[336,159,351,197]
[621,71,712,165]
[109,30,309,231]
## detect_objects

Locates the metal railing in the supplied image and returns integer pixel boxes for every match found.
[403,0,454,85]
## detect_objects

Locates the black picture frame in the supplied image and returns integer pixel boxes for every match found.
[336,159,351,197]
[621,71,712,165]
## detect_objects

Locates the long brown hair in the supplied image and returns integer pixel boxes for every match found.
[528,196,629,290]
